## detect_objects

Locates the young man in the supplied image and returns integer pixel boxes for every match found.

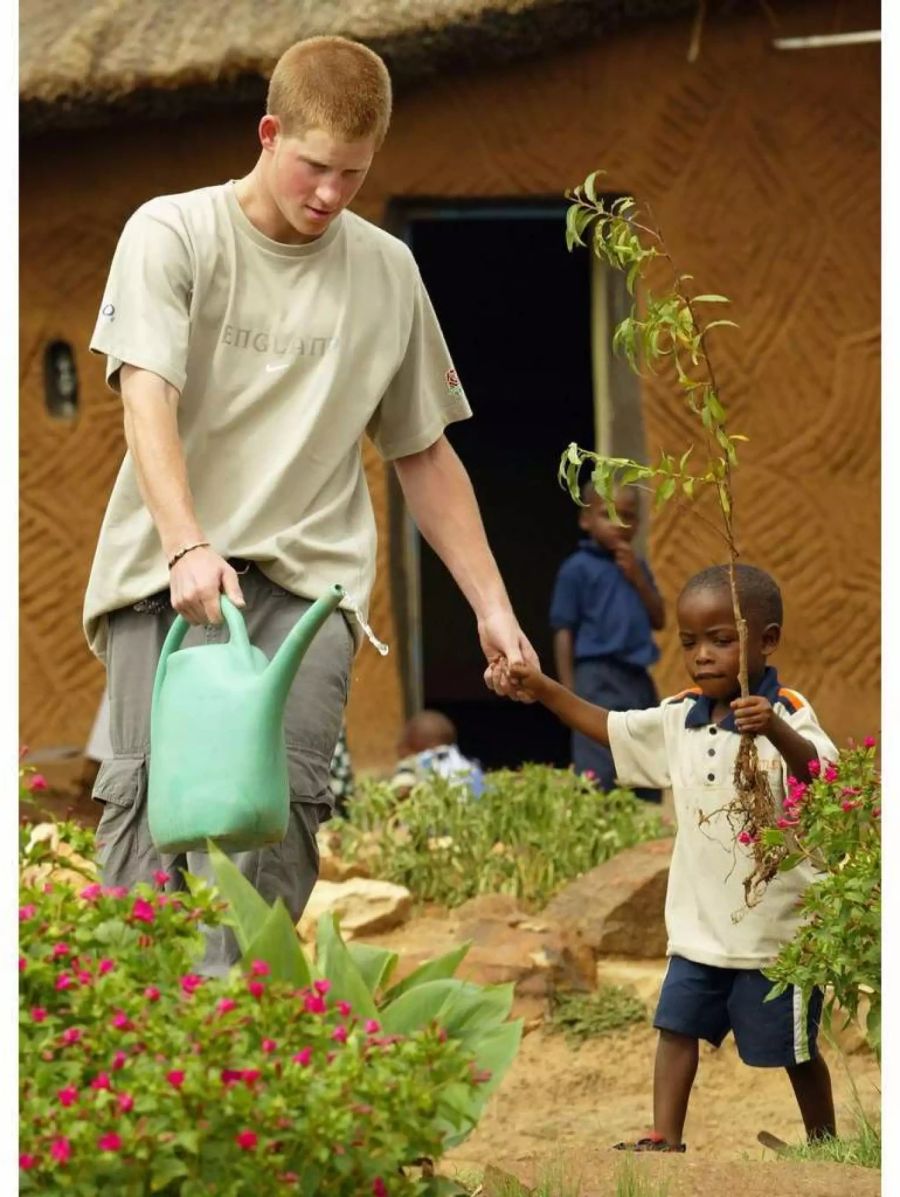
[84,36,537,973]
[550,482,664,801]
[506,563,836,1150]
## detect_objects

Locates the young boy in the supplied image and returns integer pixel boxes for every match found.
[390,710,486,800]
[550,482,665,801]
[507,563,837,1149]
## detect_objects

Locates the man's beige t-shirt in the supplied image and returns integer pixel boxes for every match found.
[607,676,837,970]
[84,183,472,660]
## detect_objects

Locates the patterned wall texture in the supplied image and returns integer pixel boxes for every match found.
[20,2,879,767]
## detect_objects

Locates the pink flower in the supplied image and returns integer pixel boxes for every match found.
[242,1069,261,1086]
[131,897,156,924]
[365,1019,381,1034]
[152,870,171,886]
[776,817,799,830]
[51,1136,72,1163]
[52,942,71,959]
[250,960,270,977]
[111,1051,128,1071]
[91,1072,112,1091]
[57,1085,78,1107]
[103,885,129,899]
[261,1038,277,1053]
[807,759,820,777]
[823,764,839,783]
[336,1001,352,1017]
[842,800,859,812]
[181,974,203,996]
[841,787,861,797]
[221,1068,243,1086]
[313,979,331,996]
[292,1048,312,1066]
[19,957,26,973]
[19,1154,38,1170]
[248,980,265,1000]
[864,736,876,748]
[331,1025,348,1043]
[117,1092,134,1113]
[111,1010,133,1031]
[373,1178,388,1197]
[55,973,72,991]
[873,808,881,819]
[19,904,36,921]
[738,830,755,845]
[77,970,93,985]
[304,993,326,1014]
[166,1069,185,1088]
[28,774,48,792]
[583,769,597,781]
[61,1027,82,1045]
[236,1129,258,1151]
[98,1133,122,1153]
[79,883,103,901]
[217,998,237,1015]
[30,1007,48,1023]
[144,985,161,1002]
[98,959,115,975]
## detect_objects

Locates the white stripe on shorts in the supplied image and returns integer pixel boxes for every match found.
[792,987,811,1063]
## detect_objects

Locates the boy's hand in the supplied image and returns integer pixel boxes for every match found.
[730,695,775,735]
[612,542,640,584]
[505,660,549,702]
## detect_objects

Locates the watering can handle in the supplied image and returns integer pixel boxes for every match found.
[150,595,256,717]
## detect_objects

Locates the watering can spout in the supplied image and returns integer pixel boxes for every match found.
[265,584,346,704]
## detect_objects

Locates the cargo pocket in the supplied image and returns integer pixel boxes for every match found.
[92,754,158,885]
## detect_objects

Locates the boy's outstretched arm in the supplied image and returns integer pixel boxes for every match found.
[508,663,610,745]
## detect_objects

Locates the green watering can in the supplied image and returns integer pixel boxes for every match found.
[148,585,345,854]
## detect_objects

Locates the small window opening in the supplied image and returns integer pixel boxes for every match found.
[43,340,79,420]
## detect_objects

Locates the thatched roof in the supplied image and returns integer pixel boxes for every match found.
[21,0,699,134]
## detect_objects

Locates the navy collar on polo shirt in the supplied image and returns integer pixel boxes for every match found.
[684,665,781,731]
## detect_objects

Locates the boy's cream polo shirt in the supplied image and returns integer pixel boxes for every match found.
[608,668,837,970]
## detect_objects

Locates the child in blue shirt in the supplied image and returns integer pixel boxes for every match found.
[550,483,664,801]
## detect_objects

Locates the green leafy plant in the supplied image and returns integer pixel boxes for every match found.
[561,171,782,906]
[763,739,881,1058]
[207,843,523,1150]
[334,766,665,910]
[547,985,647,1048]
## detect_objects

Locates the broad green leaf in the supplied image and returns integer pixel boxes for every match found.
[242,898,311,987]
[657,477,676,504]
[314,913,378,1020]
[346,941,398,996]
[380,978,461,1035]
[777,852,804,873]
[443,1020,524,1147]
[382,940,471,1003]
[761,827,785,848]
[436,981,515,1040]
[207,841,271,953]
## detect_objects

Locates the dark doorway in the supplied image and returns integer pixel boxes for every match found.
[393,202,596,770]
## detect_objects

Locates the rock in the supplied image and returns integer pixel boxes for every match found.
[454,893,526,924]
[542,838,672,958]
[594,956,668,1007]
[316,830,370,883]
[298,878,412,940]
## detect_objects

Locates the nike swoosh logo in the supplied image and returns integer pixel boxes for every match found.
[265,362,290,373]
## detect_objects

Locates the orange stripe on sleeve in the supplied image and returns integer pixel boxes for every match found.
[669,686,702,702]
[778,687,806,710]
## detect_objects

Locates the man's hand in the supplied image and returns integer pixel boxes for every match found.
[612,541,641,585]
[730,695,775,735]
[478,610,540,702]
[169,547,246,625]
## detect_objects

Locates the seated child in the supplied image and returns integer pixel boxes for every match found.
[506,563,837,1151]
[550,481,665,802]
[390,710,486,800]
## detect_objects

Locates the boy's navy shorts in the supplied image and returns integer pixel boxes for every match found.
[654,955,823,1067]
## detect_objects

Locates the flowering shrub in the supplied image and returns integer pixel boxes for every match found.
[763,739,881,1056]
[334,765,666,909]
[20,866,481,1193]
